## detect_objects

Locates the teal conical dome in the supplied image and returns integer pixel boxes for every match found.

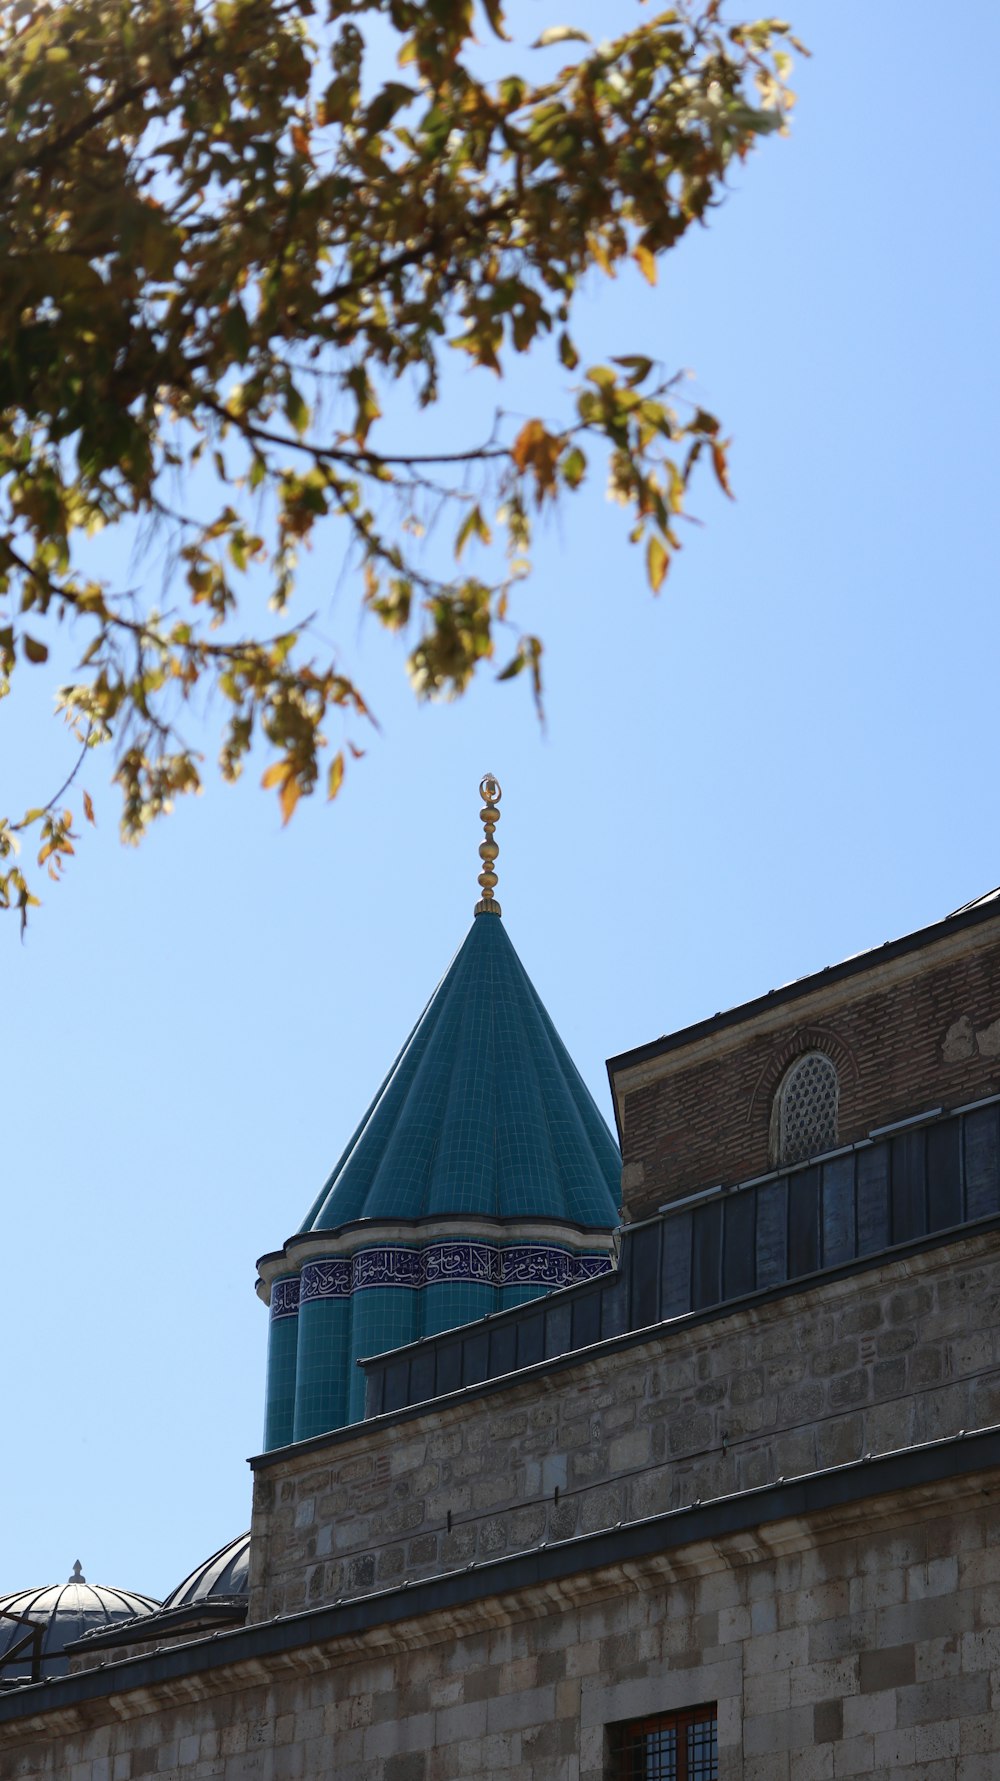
[298,914,620,1231]
[257,792,622,1451]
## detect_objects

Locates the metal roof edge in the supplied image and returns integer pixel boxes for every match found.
[249,1217,1000,1471]
[4,1426,1000,1727]
[606,894,1000,1083]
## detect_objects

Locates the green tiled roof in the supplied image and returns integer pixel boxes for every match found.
[298,914,621,1231]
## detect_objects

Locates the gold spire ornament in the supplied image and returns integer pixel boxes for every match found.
[474,774,502,916]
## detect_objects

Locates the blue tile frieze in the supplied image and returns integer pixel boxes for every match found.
[503,1245,611,1289]
[298,1257,351,1304]
[270,1277,301,1321]
[284,1242,612,1311]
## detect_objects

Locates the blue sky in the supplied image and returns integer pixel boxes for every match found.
[4,1,999,1599]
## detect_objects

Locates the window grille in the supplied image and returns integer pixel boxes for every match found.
[615,1706,718,1781]
[775,1051,839,1167]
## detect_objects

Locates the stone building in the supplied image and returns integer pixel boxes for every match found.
[3,796,1000,1781]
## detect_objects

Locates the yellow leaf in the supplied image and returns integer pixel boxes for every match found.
[327,751,345,801]
[261,761,288,790]
[634,243,657,286]
[587,234,613,277]
[279,776,301,825]
[711,439,734,499]
[646,534,669,593]
[512,420,545,473]
[532,25,591,47]
[83,790,96,826]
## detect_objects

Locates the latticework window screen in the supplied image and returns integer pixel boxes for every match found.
[776,1051,839,1167]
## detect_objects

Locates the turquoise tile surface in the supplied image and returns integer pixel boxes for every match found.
[263,913,622,1450]
[263,1307,299,1450]
[298,914,620,1231]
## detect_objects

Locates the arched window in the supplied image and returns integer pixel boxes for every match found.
[773,1052,839,1168]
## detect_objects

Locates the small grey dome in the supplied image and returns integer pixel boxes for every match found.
[0,1569,159,1683]
[160,1533,249,1611]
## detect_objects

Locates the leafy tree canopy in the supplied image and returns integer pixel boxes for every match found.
[0,0,797,923]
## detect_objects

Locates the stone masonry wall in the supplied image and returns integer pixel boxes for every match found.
[248,1228,1000,1625]
[4,1482,1000,1781]
[614,918,1000,1217]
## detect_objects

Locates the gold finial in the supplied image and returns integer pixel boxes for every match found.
[474,773,502,916]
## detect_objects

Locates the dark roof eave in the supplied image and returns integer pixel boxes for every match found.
[4,1426,1000,1725]
[606,892,1000,1086]
[64,1599,247,1654]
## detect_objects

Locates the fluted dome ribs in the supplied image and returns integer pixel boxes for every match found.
[301,916,620,1231]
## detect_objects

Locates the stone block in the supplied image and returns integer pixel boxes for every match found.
[742,1758,789,1781]
[828,1369,872,1411]
[742,1706,813,1756]
[957,1757,1000,1781]
[384,1757,427,1781]
[579,1485,627,1535]
[842,1687,896,1739]
[771,1428,817,1480]
[788,1744,833,1780]
[907,1556,958,1599]
[744,1670,790,1717]
[877,1591,974,1647]
[666,1410,715,1459]
[717,1604,750,1645]
[960,1629,1000,1674]
[782,1580,851,1628]
[862,1397,915,1455]
[915,1382,970,1443]
[811,1339,860,1379]
[486,1686,556,1735]
[914,1719,961,1762]
[566,1641,601,1679]
[859,1643,915,1693]
[749,1595,777,1636]
[744,1626,809,1676]
[363,1714,436,1761]
[435,1702,488,1746]
[896,1674,990,1727]
[816,1414,864,1469]
[958,1711,1000,1755]
[608,1428,650,1472]
[872,1726,915,1767]
[829,1732,874,1775]
[789,1655,859,1708]
[915,1633,962,1681]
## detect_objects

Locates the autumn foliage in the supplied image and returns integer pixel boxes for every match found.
[0,0,798,922]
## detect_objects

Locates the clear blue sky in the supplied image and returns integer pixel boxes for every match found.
[4,1,999,1599]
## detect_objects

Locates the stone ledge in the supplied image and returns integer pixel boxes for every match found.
[4,1424,999,1734]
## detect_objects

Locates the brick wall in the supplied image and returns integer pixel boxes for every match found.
[613,919,1000,1219]
[247,1228,1000,1626]
[4,1482,1000,1781]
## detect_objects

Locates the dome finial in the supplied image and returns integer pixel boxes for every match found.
[474,774,502,916]
[69,1560,85,1583]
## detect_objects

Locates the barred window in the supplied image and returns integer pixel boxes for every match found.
[615,1706,718,1781]
[774,1051,839,1167]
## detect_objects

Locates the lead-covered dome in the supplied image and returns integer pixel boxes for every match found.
[160,1532,249,1613]
[0,1563,159,1683]
[67,1535,250,1660]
